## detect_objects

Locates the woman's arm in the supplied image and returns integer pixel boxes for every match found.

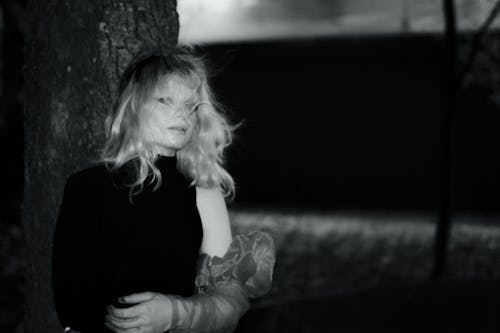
[52,174,106,332]
[195,186,233,258]
[164,187,272,333]
[105,186,275,333]
[165,186,249,333]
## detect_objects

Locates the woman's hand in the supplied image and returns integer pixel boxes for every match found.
[105,292,176,333]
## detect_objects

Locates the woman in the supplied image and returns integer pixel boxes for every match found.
[52,45,275,333]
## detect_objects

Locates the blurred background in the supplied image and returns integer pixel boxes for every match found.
[3,0,500,332]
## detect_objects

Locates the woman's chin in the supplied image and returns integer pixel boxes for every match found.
[156,149,176,157]
[157,141,189,153]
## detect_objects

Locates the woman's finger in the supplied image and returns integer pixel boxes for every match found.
[106,313,144,330]
[120,292,156,304]
[104,320,141,333]
[107,304,142,319]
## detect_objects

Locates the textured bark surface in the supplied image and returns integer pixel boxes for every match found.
[23,1,178,331]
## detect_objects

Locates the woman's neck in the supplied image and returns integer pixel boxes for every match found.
[156,147,176,157]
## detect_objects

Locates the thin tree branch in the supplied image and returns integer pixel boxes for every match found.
[458,0,500,89]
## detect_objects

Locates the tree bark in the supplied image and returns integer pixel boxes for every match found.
[23,1,178,331]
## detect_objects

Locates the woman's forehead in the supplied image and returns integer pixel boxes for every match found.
[153,75,200,100]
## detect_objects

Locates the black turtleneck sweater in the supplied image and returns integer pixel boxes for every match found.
[52,156,203,333]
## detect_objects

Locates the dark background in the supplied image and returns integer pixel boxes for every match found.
[207,37,500,214]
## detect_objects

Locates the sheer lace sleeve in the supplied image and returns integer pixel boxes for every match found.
[169,231,276,333]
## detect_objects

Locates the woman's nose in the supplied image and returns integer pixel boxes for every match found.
[173,109,187,119]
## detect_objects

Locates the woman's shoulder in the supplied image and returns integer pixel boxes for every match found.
[65,163,113,191]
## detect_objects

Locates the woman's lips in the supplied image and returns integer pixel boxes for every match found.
[168,126,187,134]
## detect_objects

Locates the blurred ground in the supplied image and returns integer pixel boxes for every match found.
[230,208,500,304]
[229,208,500,332]
[238,279,500,332]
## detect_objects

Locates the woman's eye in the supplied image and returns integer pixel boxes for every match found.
[158,98,167,104]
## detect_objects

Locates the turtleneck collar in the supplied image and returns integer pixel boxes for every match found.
[156,154,177,173]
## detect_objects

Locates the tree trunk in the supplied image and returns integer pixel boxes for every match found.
[432,0,457,278]
[23,1,178,331]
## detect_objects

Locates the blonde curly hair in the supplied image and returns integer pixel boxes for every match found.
[99,45,235,200]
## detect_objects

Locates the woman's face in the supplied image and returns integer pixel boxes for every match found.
[140,75,201,156]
